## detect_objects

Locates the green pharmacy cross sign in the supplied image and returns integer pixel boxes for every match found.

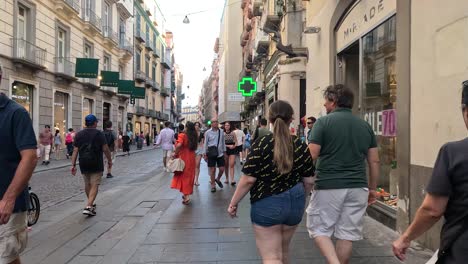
[238,77,257,97]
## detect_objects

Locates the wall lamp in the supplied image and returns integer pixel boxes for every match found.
[304,26,321,34]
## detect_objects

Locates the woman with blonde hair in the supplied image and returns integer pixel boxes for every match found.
[228,100,315,263]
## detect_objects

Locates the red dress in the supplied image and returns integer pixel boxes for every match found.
[171,133,196,195]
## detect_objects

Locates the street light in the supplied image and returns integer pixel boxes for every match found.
[304,26,321,34]
[183,15,190,24]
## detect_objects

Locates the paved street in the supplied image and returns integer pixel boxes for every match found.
[23,149,433,263]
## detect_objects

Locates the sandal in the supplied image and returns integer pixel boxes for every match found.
[182,199,191,205]
[224,180,229,184]
[231,182,237,186]
[211,187,216,193]
[194,182,200,186]
[215,179,224,188]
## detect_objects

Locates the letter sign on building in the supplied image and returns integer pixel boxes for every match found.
[238,77,257,97]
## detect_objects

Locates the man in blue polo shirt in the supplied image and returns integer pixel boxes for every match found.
[0,92,38,264]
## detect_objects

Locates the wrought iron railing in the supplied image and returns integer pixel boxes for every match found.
[103,26,119,44]
[54,57,75,77]
[12,38,46,66]
[119,38,133,53]
[63,0,80,13]
[81,8,102,30]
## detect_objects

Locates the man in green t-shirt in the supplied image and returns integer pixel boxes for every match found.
[306,84,380,264]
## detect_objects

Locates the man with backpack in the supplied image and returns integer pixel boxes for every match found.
[65,128,75,159]
[71,114,112,216]
[103,121,117,178]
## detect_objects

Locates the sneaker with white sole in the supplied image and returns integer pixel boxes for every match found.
[83,206,96,216]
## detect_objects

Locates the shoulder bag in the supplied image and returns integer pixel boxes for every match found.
[167,157,185,173]
[207,130,220,159]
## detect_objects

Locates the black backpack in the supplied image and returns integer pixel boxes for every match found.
[104,130,115,149]
[79,133,99,169]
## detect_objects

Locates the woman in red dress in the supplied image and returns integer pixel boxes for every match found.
[171,122,198,204]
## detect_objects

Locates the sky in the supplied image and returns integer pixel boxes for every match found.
[157,0,227,108]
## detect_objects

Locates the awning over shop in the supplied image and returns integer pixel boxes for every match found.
[75,58,99,78]
[100,71,119,87]
[118,80,134,95]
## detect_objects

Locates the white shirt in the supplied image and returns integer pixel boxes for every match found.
[234,129,245,146]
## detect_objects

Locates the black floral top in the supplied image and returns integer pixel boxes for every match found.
[242,134,315,203]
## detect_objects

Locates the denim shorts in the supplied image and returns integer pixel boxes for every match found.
[251,182,306,227]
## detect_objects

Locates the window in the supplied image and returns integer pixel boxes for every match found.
[54,91,69,142]
[145,56,150,77]
[102,1,111,36]
[17,5,28,40]
[82,0,93,18]
[146,24,150,42]
[152,63,156,81]
[136,13,141,35]
[119,17,126,44]
[12,82,33,120]
[84,42,93,58]
[103,102,111,125]
[103,55,111,71]
[82,98,94,126]
[136,50,141,71]
[119,65,125,80]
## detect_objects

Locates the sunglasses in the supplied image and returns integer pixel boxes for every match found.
[307,122,313,124]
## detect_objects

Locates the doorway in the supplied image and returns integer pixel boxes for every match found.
[337,41,360,113]
[103,102,111,126]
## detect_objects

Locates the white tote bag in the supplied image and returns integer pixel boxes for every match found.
[425,250,438,264]
[167,158,185,173]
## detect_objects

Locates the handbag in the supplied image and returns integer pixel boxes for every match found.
[167,158,185,173]
[207,130,220,159]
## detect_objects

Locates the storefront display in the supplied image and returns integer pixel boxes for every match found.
[11,82,33,119]
[54,91,69,143]
[82,98,93,126]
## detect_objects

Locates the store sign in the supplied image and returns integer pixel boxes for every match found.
[75,58,99,78]
[100,71,119,87]
[336,0,396,52]
[118,80,134,95]
[228,92,245,102]
[364,109,396,137]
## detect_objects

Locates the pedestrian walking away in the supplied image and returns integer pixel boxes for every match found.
[156,121,175,172]
[54,129,62,160]
[71,114,113,216]
[307,84,380,264]
[0,92,38,264]
[306,116,316,145]
[103,121,117,178]
[228,100,315,263]
[171,122,197,205]
[234,124,245,165]
[242,128,251,164]
[203,118,226,193]
[38,125,53,165]
[194,121,205,186]
[122,132,131,156]
[253,118,271,143]
[393,81,468,263]
[65,128,76,159]
[224,122,238,185]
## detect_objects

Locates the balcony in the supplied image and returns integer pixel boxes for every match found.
[54,57,77,81]
[161,113,169,121]
[81,8,102,35]
[135,70,146,83]
[82,78,100,90]
[119,38,133,63]
[145,38,154,51]
[161,55,171,69]
[152,47,161,58]
[135,106,146,116]
[135,29,145,43]
[102,26,119,47]
[117,0,132,20]
[160,87,169,97]
[255,30,270,55]
[148,109,157,119]
[11,38,46,71]
[101,86,117,95]
[55,0,80,18]
[152,81,160,92]
[145,78,155,89]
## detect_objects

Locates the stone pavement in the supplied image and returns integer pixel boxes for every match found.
[23,151,433,263]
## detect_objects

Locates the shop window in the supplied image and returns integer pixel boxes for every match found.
[362,16,397,204]
[135,121,141,135]
[11,82,33,120]
[103,102,111,125]
[54,91,69,142]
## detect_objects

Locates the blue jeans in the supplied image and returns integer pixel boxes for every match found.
[251,182,306,227]
[66,143,73,156]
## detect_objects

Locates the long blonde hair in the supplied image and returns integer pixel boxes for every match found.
[268,100,294,174]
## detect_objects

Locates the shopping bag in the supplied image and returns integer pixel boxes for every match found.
[167,158,185,173]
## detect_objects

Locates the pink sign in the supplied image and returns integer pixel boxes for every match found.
[381,109,396,137]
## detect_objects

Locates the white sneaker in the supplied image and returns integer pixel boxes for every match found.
[83,206,96,216]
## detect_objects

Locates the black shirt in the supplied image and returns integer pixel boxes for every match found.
[426,138,468,263]
[74,128,106,174]
[0,94,37,213]
[242,134,315,203]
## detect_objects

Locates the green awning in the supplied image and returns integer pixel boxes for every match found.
[100,71,119,87]
[75,58,99,78]
[118,80,134,95]
[132,87,146,99]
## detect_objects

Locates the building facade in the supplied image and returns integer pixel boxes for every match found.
[181,106,198,123]
[129,0,171,140]
[0,0,134,143]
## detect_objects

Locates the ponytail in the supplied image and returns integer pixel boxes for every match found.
[272,118,293,174]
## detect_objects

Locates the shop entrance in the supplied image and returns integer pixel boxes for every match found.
[337,41,360,113]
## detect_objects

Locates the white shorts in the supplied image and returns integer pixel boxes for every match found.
[0,212,28,264]
[163,149,173,158]
[306,188,368,241]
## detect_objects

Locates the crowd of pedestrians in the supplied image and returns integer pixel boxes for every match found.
[2,81,468,263]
